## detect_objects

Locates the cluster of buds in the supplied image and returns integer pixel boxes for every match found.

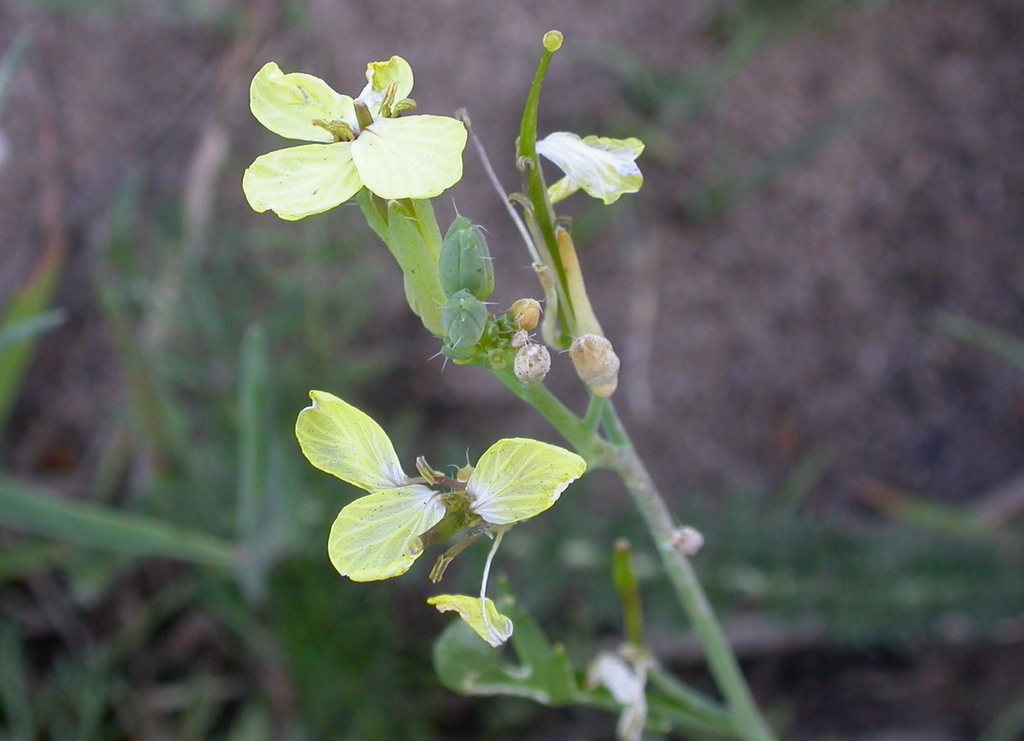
[509,298,551,385]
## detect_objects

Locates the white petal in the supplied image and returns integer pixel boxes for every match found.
[537,132,644,205]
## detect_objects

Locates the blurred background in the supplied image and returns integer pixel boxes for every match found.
[1,0,1023,738]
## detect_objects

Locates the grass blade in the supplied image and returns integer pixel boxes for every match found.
[0,475,239,568]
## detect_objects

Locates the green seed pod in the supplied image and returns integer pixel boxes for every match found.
[439,216,495,300]
[442,289,489,351]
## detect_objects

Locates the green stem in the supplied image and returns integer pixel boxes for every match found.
[493,365,773,738]
[517,39,574,346]
[601,405,776,741]
[491,367,610,464]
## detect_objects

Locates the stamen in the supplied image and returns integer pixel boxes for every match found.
[479,527,507,636]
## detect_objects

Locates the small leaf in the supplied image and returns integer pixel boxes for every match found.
[432,595,578,704]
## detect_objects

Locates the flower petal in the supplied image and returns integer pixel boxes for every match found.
[536,132,644,205]
[467,439,586,525]
[358,56,415,114]
[351,115,467,200]
[295,390,409,493]
[250,62,356,142]
[427,594,513,647]
[242,143,362,220]
[329,486,445,581]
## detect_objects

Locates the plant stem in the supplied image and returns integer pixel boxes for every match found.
[601,404,777,741]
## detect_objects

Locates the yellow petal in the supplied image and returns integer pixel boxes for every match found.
[250,61,356,142]
[359,56,415,112]
[242,143,362,221]
[467,439,586,525]
[427,594,513,647]
[329,486,445,581]
[295,390,408,493]
[351,116,467,200]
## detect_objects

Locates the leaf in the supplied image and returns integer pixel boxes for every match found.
[0,475,238,567]
[249,62,355,143]
[295,390,409,493]
[242,143,362,221]
[328,486,445,581]
[467,438,586,525]
[351,115,467,200]
[432,596,578,705]
[0,309,65,354]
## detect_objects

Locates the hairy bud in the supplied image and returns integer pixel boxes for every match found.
[510,298,541,331]
[442,289,489,351]
[569,334,620,397]
[439,216,494,301]
[514,343,551,385]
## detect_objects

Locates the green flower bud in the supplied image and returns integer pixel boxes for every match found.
[569,334,620,397]
[514,343,551,385]
[439,216,495,300]
[442,289,489,351]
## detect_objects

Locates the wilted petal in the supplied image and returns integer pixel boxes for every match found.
[329,486,446,581]
[427,594,514,647]
[537,132,644,205]
[351,115,467,200]
[250,62,356,142]
[467,438,585,526]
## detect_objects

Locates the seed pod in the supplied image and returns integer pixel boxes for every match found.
[509,298,541,331]
[442,289,489,351]
[439,216,495,301]
[514,343,551,385]
[569,334,620,397]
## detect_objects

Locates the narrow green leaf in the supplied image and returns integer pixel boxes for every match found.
[0,32,30,116]
[0,543,69,582]
[236,323,275,602]
[0,474,238,567]
[0,622,34,741]
[935,311,1024,373]
[0,310,65,354]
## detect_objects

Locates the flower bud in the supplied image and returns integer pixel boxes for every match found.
[510,298,541,331]
[439,216,494,301]
[514,343,551,385]
[442,289,489,351]
[569,334,619,397]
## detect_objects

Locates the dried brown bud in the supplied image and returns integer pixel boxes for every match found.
[569,334,620,397]
[510,298,541,331]
[514,343,551,385]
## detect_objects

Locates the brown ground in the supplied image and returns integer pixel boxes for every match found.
[2,0,1023,737]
